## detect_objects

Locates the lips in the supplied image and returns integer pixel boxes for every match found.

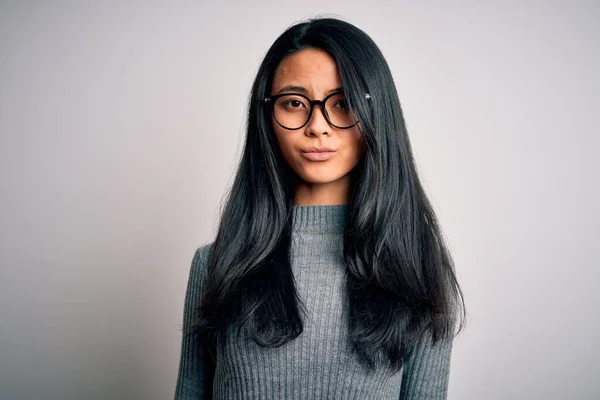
[301,146,337,153]
[301,147,337,161]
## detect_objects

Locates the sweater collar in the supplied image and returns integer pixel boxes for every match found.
[291,204,348,233]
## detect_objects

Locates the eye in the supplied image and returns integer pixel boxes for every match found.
[328,93,349,110]
[284,99,305,109]
[334,99,349,109]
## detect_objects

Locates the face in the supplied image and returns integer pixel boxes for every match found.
[269,48,364,200]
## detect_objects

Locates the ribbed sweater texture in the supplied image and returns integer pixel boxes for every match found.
[175,204,454,400]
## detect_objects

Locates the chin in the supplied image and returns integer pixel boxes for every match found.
[297,171,348,184]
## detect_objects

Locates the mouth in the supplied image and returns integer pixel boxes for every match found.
[302,146,336,153]
[301,150,337,161]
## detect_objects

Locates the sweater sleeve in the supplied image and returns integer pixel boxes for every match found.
[174,244,214,400]
[398,327,455,400]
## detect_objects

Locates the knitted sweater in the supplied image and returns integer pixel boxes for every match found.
[174,204,454,399]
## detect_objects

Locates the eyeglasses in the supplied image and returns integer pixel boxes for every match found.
[264,92,371,130]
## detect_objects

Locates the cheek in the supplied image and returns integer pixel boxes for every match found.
[273,130,296,163]
[344,131,364,163]
[272,122,286,148]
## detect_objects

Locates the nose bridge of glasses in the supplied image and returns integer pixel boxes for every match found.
[308,99,331,124]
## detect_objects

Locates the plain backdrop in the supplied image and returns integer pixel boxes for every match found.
[1,1,599,399]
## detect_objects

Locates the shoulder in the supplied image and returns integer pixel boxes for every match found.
[192,242,214,268]
[186,241,215,292]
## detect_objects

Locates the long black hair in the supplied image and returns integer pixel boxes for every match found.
[191,17,466,372]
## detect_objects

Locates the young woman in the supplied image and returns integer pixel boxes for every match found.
[175,17,466,400]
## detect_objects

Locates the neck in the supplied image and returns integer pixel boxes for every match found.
[291,203,348,233]
[292,174,351,206]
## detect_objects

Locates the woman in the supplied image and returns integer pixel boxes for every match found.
[175,17,466,400]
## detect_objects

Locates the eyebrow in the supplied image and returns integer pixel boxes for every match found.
[274,85,343,96]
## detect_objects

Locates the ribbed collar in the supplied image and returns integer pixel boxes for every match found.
[291,204,348,233]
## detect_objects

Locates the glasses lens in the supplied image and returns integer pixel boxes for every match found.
[273,95,310,129]
[325,93,358,128]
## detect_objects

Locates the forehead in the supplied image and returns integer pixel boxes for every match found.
[271,48,342,95]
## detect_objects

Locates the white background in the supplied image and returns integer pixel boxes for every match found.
[1,1,598,399]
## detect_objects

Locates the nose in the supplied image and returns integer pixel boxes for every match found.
[305,104,332,135]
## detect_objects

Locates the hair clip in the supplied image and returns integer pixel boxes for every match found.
[365,93,371,99]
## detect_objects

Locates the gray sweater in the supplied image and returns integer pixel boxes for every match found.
[175,204,454,399]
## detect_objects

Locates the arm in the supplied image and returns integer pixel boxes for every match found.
[174,244,215,400]
[399,328,455,400]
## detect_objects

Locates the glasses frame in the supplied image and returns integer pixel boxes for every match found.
[263,92,371,130]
